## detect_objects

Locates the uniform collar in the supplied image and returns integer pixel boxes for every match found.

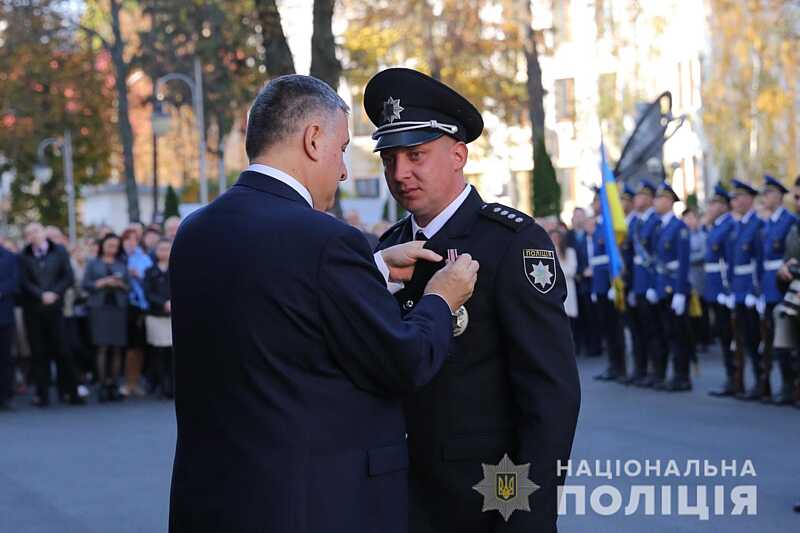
[626,211,637,225]
[660,211,674,226]
[246,163,313,208]
[411,184,472,239]
[714,212,731,226]
[639,207,655,221]
[770,206,785,222]
[741,209,755,224]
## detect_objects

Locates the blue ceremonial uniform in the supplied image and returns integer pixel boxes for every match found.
[168,170,454,533]
[762,207,797,304]
[590,218,612,295]
[728,210,764,304]
[631,209,659,296]
[702,212,736,303]
[654,214,691,299]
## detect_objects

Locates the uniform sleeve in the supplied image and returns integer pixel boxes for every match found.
[493,224,581,533]
[318,225,453,397]
[677,224,691,295]
[754,221,765,294]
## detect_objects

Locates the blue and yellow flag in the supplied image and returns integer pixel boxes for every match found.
[599,142,627,279]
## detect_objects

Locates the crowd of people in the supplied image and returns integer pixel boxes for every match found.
[556,175,800,405]
[2,175,799,411]
[0,217,181,409]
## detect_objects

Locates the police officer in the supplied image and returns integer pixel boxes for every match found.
[759,175,797,403]
[727,179,765,401]
[590,190,627,383]
[626,180,667,387]
[366,68,580,533]
[704,184,740,397]
[652,182,693,391]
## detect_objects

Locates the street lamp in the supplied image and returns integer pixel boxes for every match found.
[36,131,77,243]
[151,100,171,223]
[155,57,208,204]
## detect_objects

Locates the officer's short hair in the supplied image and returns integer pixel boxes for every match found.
[245,75,350,160]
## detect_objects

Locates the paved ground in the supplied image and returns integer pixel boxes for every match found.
[0,349,798,532]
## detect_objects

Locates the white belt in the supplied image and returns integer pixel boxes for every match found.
[590,255,609,266]
[764,259,783,271]
[704,263,722,273]
[634,255,644,266]
[734,263,755,275]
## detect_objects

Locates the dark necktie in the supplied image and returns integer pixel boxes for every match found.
[415,230,428,242]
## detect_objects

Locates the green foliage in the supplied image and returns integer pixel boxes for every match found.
[532,137,560,217]
[163,184,180,219]
[686,192,698,209]
[0,1,114,227]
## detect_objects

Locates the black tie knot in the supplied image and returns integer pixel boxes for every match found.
[415,230,428,242]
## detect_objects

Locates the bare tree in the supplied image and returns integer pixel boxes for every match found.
[255,0,296,77]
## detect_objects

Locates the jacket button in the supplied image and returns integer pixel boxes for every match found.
[403,300,414,310]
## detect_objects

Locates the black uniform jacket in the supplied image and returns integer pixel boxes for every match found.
[376,188,581,533]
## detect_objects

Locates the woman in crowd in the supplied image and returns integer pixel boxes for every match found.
[144,238,173,398]
[550,228,579,331]
[83,234,129,402]
[120,228,152,397]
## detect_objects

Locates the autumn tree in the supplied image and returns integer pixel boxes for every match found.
[0,0,115,228]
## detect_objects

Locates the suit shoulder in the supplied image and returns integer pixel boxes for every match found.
[378,216,410,243]
[478,202,533,232]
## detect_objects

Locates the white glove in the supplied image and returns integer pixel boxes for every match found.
[591,293,597,303]
[726,294,736,310]
[716,293,727,306]
[627,291,637,308]
[607,287,616,301]
[646,288,658,304]
[755,295,766,316]
[744,293,757,309]
[671,293,686,316]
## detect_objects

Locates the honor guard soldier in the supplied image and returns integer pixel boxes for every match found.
[652,182,693,391]
[626,180,667,386]
[727,179,765,400]
[759,175,797,403]
[365,68,580,533]
[589,190,627,383]
[704,184,740,397]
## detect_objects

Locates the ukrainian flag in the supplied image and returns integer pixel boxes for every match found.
[599,142,627,307]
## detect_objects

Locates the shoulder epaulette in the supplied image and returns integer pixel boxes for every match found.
[378,216,409,243]
[479,203,533,232]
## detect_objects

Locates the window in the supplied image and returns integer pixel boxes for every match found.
[555,78,575,122]
[354,177,380,198]
[552,0,573,42]
[595,0,614,38]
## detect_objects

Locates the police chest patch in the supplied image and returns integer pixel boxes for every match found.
[523,249,556,294]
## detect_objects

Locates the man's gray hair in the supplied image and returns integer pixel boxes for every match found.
[245,74,349,160]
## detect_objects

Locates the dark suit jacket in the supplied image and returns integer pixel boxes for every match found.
[0,247,19,327]
[567,229,590,295]
[168,170,453,533]
[18,240,74,312]
[377,189,580,533]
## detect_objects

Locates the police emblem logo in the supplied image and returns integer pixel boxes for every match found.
[496,473,516,501]
[382,96,404,124]
[452,305,469,337]
[523,249,556,294]
[472,453,540,522]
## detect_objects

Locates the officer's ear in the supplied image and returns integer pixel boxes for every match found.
[303,122,324,162]
[450,141,468,171]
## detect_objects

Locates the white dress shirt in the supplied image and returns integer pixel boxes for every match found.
[375,185,472,293]
[246,163,313,208]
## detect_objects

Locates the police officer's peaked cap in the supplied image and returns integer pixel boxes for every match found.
[656,181,680,202]
[364,68,484,152]
[762,174,789,195]
[711,182,730,203]
[731,179,758,197]
[621,182,635,199]
[635,179,657,196]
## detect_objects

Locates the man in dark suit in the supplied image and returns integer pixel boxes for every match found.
[18,222,82,406]
[0,237,19,409]
[366,68,580,533]
[168,74,479,533]
[566,207,599,356]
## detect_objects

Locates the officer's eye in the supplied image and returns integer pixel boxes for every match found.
[409,150,422,161]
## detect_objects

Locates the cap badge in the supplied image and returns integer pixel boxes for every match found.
[382,96,404,124]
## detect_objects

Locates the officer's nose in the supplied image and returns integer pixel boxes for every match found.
[391,154,413,182]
